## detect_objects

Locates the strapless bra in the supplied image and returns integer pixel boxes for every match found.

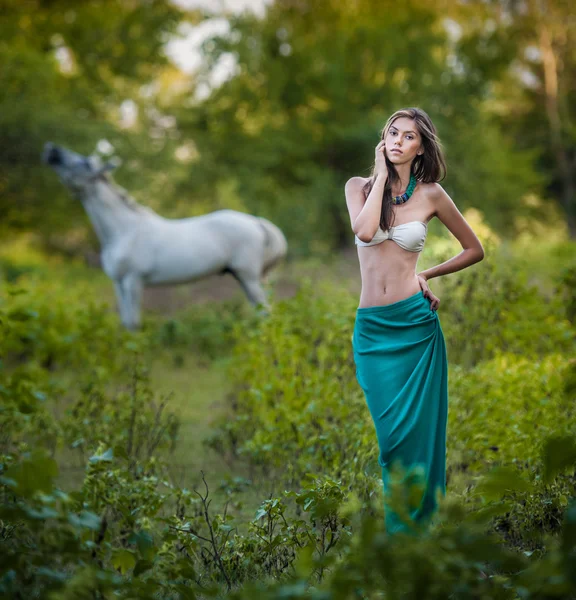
[354,220,428,253]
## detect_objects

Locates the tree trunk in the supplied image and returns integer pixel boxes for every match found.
[538,22,576,238]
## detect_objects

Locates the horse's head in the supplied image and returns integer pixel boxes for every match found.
[42,143,118,193]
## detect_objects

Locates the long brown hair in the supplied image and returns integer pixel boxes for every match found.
[362,107,447,232]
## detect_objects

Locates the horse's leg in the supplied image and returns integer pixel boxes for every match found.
[121,272,143,330]
[231,269,269,311]
[113,280,130,328]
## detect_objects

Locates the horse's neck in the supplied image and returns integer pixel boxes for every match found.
[81,180,148,246]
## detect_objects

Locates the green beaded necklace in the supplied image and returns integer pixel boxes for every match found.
[391,173,418,205]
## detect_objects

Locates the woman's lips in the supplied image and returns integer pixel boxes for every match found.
[390,149,403,154]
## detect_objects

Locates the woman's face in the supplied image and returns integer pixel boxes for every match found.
[383,117,423,165]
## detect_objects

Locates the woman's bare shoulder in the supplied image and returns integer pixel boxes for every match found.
[417,181,439,191]
[418,182,447,207]
[419,181,446,197]
[345,175,371,191]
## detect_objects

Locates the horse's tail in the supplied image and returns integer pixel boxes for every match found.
[258,217,288,276]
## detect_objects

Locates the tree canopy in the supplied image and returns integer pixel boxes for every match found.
[1,0,574,254]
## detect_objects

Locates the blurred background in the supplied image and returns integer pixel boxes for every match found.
[2,0,574,260]
[2,1,576,597]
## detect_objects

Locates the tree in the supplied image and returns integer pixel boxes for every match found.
[464,0,575,237]
[174,0,545,252]
[0,0,188,247]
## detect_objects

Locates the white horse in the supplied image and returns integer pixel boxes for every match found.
[42,143,288,329]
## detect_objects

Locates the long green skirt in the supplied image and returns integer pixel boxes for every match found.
[352,289,448,535]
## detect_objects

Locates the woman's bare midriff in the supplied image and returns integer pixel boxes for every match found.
[357,241,424,308]
[354,178,435,309]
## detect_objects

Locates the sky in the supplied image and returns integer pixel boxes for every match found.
[172,0,270,16]
[167,0,272,73]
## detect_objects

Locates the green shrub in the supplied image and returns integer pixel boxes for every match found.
[448,352,574,474]
[205,281,380,500]
[152,297,251,362]
[435,240,574,367]
[2,248,576,598]
[0,279,146,374]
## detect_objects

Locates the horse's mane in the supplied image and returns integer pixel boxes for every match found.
[100,173,157,216]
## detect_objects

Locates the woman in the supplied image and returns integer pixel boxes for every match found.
[346,107,484,535]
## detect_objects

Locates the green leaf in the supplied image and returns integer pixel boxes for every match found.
[254,508,267,520]
[175,583,197,600]
[474,466,533,501]
[89,448,114,463]
[561,499,576,551]
[112,549,136,574]
[294,544,315,578]
[3,451,58,497]
[68,511,101,531]
[133,559,154,577]
[128,530,155,560]
[542,435,576,483]
[464,500,514,524]
[36,567,67,582]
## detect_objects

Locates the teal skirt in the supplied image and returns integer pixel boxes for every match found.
[352,290,448,535]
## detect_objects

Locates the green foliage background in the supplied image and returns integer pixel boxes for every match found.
[2,0,576,597]
[2,0,574,253]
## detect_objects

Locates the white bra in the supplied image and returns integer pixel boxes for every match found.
[354,220,428,253]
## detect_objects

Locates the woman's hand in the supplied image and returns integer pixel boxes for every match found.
[417,273,440,311]
[375,140,388,180]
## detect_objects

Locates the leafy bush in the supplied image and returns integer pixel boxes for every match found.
[152,297,251,363]
[208,250,574,495]
[448,352,574,473]
[433,240,574,368]
[205,281,380,500]
[6,439,576,599]
[2,247,576,598]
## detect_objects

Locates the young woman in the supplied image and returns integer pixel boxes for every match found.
[346,107,484,535]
